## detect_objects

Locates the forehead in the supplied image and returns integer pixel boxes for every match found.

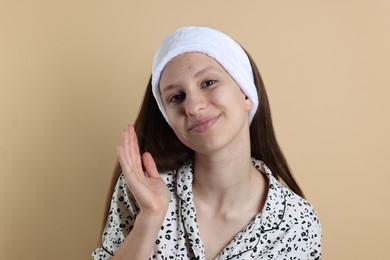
[159,53,225,83]
[165,52,221,70]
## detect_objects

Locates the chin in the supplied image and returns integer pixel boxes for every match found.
[189,138,226,155]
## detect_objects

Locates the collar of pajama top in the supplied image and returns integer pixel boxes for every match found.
[174,158,285,259]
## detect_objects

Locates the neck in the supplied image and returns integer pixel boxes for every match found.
[192,155,265,217]
[192,126,265,215]
[194,151,252,189]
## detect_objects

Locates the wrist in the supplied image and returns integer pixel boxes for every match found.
[136,210,166,227]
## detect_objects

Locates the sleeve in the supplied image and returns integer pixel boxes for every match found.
[281,190,323,260]
[92,174,140,259]
[292,198,323,260]
[307,208,322,260]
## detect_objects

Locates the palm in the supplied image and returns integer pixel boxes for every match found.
[117,125,170,216]
[127,166,170,215]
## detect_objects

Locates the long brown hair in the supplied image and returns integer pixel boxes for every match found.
[99,51,304,237]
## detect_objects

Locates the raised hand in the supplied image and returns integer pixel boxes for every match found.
[116,125,170,217]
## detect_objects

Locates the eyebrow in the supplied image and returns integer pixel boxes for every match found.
[194,66,216,78]
[161,66,219,94]
[161,84,175,95]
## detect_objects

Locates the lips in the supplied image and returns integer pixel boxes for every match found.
[189,115,220,133]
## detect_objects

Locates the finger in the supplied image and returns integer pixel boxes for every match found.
[116,145,131,174]
[127,125,144,176]
[118,144,143,192]
[142,152,160,179]
[128,125,141,163]
[118,130,136,179]
[121,128,131,166]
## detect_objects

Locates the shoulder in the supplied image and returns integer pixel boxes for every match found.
[270,172,322,258]
[280,184,322,257]
[262,174,321,232]
[253,159,321,231]
[265,167,322,235]
[282,182,322,231]
[255,159,322,257]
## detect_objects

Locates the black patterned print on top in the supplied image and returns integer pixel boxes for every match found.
[92,159,322,259]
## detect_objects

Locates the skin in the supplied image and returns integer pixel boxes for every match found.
[114,53,268,260]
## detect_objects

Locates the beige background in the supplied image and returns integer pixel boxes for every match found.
[1,0,389,259]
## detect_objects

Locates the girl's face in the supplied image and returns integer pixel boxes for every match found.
[159,53,253,155]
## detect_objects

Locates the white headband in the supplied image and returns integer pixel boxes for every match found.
[151,26,258,124]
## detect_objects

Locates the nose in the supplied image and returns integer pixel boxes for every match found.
[184,91,206,117]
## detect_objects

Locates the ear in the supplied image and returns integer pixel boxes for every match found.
[244,95,253,112]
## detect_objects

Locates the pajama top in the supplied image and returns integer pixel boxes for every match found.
[92,159,322,259]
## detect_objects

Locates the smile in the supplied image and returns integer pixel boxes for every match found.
[189,116,220,133]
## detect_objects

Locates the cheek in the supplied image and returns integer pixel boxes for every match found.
[167,115,184,134]
[170,123,191,147]
[166,107,179,122]
[219,87,247,109]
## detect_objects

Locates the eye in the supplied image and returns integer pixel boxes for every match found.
[168,93,185,103]
[202,79,216,88]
